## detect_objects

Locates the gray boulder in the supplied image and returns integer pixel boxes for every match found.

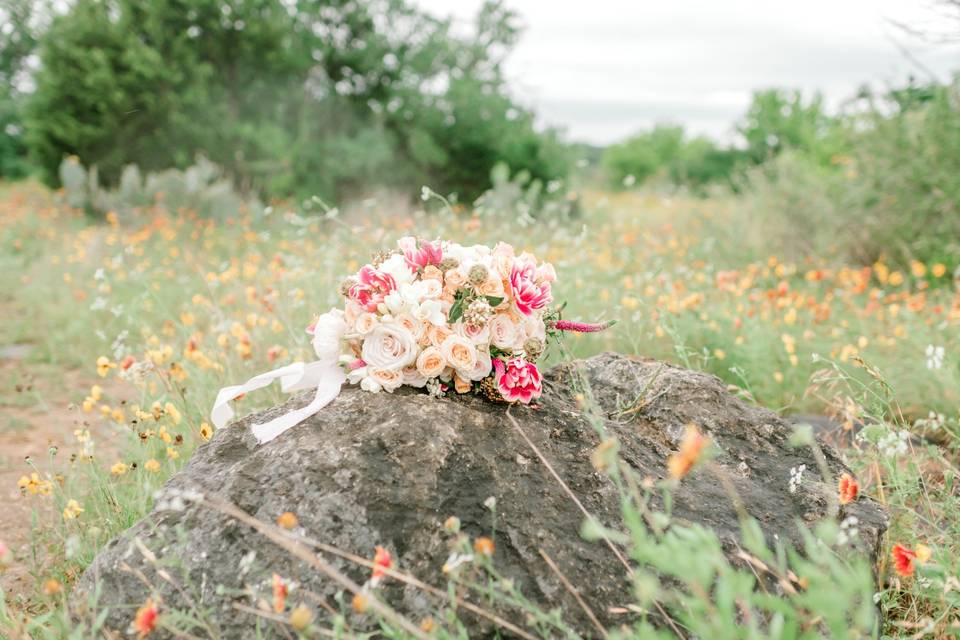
[75,353,887,637]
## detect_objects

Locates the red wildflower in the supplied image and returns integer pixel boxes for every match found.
[272,573,288,613]
[120,355,136,371]
[371,546,393,585]
[891,544,916,577]
[838,473,859,505]
[133,599,159,637]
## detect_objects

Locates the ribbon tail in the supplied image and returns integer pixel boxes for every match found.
[250,366,346,443]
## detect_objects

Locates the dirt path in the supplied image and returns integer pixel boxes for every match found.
[0,347,128,600]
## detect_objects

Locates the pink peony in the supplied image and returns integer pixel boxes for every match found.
[348,265,397,311]
[399,237,443,271]
[509,262,553,316]
[493,357,542,404]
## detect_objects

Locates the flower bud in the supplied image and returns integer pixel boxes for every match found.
[468,264,489,285]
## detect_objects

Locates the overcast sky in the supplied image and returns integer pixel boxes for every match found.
[414,0,960,144]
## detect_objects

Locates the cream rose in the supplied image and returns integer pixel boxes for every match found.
[355,312,379,335]
[444,268,467,289]
[488,312,520,350]
[416,346,447,378]
[420,278,443,299]
[462,348,493,381]
[361,324,417,372]
[402,364,428,388]
[441,334,477,374]
[394,313,425,340]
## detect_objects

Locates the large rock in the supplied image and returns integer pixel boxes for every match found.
[75,353,887,637]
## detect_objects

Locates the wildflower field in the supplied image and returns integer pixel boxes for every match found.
[1,179,959,638]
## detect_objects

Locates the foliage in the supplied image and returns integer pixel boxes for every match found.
[22,0,567,202]
[0,0,48,179]
[57,156,262,220]
[1,181,958,637]
[602,124,741,191]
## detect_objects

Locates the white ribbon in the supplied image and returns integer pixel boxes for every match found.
[210,308,347,444]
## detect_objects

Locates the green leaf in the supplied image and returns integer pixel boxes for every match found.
[448,299,465,323]
[485,296,503,307]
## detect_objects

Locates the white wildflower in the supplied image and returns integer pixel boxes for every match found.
[788,464,806,494]
[925,344,945,370]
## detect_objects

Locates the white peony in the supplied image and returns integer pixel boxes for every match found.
[379,253,415,286]
[361,324,418,372]
[312,308,346,363]
[414,298,446,327]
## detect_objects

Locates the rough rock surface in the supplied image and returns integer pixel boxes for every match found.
[76,353,887,637]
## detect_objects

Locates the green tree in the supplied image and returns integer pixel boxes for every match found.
[24,0,566,202]
[736,89,846,166]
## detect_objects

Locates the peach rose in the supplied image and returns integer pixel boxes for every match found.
[478,275,505,299]
[428,324,454,348]
[416,346,447,378]
[453,373,471,394]
[422,265,443,281]
[440,334,477,373]
[368,368,403,392]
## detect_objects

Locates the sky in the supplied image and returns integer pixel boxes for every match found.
[414,0,960,145]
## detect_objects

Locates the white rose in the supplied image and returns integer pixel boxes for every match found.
[420,278,443,299]
[456,321,490,345]
[361,324,417,372]
[462,348,493,381]
[488,313,519,351]
[440,334,477,374]
[312,308,346,363]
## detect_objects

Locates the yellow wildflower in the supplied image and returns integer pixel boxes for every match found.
[96,356,116,377]
[110,462,128,476]
[144,459,161,473]
[63,499,84,520]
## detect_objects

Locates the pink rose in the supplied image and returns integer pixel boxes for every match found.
[348,265,397,312]
[492,357,542,404]
[399,237,443,271]
[509,262,552,316]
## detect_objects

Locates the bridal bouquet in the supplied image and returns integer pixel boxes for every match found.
[212,238,612,443]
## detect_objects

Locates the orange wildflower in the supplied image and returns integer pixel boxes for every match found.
[133,598,159,637]
[838,473,858,505]
[272,573,288,613]
[276,512,298,529]
[473,536,495,557]
[667,424,707,479]
[891,544,916,577]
